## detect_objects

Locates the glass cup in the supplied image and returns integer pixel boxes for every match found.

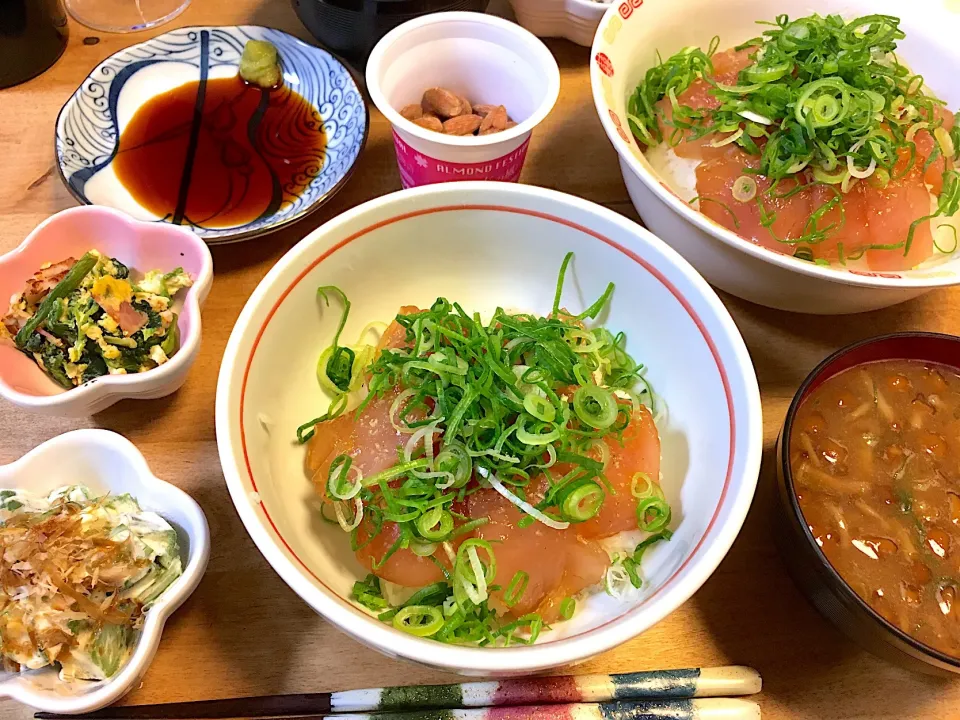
[0,0,68,88]
[65,0,191,33]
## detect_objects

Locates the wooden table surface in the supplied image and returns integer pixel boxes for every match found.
[2,1,960,718]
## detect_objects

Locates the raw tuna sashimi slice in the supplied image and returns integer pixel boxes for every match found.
[577,404,662,539]
[695,147,811,251]
[306,305,425,489]
[306,388,448,588]
[655,47,756,161]
[354,520,450,587]
[468,477,609,622]
[377,305,420,352]
[804,182,872,262]
[864,152,934,271]
[305,388,410,491]
[535,539,613,622]
[913,106,956,195]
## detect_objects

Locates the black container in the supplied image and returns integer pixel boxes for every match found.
[293,0,490,67]
[775,332,960,676]
[0,0,68,89]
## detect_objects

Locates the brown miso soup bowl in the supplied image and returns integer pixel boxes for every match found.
[775,332,960,676]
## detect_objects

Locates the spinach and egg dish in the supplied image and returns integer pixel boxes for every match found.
[1,250,192,388]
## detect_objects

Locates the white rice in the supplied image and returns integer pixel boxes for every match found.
[645,142,701,208]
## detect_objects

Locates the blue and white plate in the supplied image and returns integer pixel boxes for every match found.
[55,26,368,245]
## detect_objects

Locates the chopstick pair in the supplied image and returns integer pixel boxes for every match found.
[305,698,760,720]
[36,666,761,719]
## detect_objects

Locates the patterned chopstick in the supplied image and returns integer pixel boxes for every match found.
[332,667,761,714]
[35,667,761,719]
[331,698,761,720]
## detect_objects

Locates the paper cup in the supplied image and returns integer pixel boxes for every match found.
[366,12,560,188]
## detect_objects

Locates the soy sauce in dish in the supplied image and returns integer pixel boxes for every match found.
[791,359,960,658]
[113,74,326,230]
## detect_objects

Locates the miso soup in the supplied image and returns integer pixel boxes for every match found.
[791,359,960,658]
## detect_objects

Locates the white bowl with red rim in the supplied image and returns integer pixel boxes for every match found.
[365,12,560,189]
[215,182,762,674]
[591,0,960,315]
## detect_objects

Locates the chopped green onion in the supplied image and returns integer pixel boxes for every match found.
[361,459,430,488]
[934,224,959,255]
[559,480,604,522]
[315,286,358,393]
[708,128,744,148]
[496,613,544,645]
[453,539,496,606]
[812,166,848,185]
[559,597,576,620]
[732,176,758,203]
[416,507,454,541]
[744,61,791,84]
[552,252,574,316]
[604,563,634,598]
[450,517,490,538]
[317,344,356,394]
[625,44,716,147]
[326,455,362,500]
[622,556,643,588]
[410,540,438,557]
[573,385,618,430]
[604,530,673,597]
[400,582,451,612]
[631,472,663,500]
[869,168,890,189]
[634,530,673,563]
[393,605,444,636]
[434,442,473,488]
[796,78,850,129]
[935,127,956,160]
[636,497,672,533]
[480,467,570,530]
[504,571,529,607]
[351,574,389,611]
[333,496,363,532]
[523,393,556,422]
[515,417,561,446]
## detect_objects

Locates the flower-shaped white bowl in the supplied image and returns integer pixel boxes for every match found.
[509,0,607,47]
[0,206,213,416]
[591,0,960,314]
[216,181,762,675]
[0,429,210,714]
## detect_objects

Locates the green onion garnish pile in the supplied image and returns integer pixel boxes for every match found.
[627,13,960,258]
[297,253,672,645]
